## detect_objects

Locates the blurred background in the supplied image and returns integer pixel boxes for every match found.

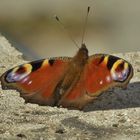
[0,0,140,60]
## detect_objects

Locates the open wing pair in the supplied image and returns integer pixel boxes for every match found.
[0,49,133,110]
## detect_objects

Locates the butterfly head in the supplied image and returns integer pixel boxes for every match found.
[79,43,89,60]
[80,43,88,56]
[74,43,89,65]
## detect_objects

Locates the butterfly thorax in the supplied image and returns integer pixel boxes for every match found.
[55,44,89,103]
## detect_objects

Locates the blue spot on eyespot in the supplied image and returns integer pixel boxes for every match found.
[6,69,29,83]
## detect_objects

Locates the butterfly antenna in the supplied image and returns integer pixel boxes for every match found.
[81,6,90,45]
[54,15,80,49]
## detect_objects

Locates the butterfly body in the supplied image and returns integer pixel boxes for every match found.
[0,44,133,110]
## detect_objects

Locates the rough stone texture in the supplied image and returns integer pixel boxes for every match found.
[0,35,140,140]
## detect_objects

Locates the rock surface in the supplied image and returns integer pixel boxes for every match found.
[0,35,140,140]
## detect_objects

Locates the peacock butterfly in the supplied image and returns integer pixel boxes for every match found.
[0,7,134,110]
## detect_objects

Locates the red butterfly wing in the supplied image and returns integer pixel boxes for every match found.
[1,57,71,106]
[58,54,133,109]
[85,54,133,95]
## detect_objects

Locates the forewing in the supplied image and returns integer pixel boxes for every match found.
[1,57,71,106]
[85,54,133,96]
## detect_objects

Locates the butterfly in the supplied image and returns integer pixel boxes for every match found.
[0,43,133,110]
[0,6,134,110]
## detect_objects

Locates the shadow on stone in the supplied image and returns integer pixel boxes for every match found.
[84,82,140,112]
[61,116,136,139]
